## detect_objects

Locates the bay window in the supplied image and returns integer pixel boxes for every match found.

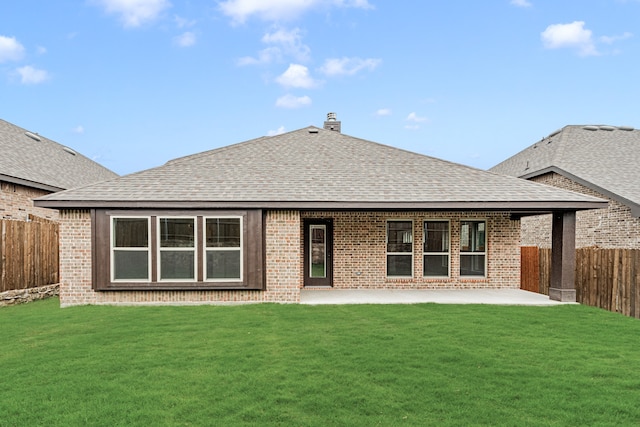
[95,209,263,290]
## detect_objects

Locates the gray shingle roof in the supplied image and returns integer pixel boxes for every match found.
[0,119,118,191]
[490,125,640,213]
[36,126,605,211]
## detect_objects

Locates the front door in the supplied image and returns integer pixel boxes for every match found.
[303,219,333,287]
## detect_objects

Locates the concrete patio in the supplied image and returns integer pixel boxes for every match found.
[300,288,575,306]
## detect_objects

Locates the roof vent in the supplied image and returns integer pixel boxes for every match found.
[62,146,77,156]
[323,112,341,133]
[618,126,634,131]
[308,127,319,134]
[548,129,562,137]
[599,125,616,131]
[582,125,599,131]
[24,131,41,141]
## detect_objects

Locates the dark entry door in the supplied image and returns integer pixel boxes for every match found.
[303,219,333,287]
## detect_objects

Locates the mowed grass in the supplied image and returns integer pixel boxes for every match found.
[2,299,640,426]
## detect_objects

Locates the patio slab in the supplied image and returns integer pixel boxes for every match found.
[300,288,575,306]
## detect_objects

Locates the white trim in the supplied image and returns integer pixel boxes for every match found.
[386,219,414,278]
[459,219,487,278]
[157,216,197,282]
[423,219,451,278]
[203,216,243,282]
[110,216,151,282]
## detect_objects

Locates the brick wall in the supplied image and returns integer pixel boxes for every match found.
[522,173,640,249]
[301,211,521,290]
[57,209,520,306]
[264,210,302,302]
[0,181,58,221]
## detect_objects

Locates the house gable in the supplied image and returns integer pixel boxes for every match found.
[491,125,640,217]
[0,118,118,192]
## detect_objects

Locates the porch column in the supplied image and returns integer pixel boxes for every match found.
[549,211,576,302]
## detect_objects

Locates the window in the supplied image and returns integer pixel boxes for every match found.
[387,220,413,277]
[424,221,450,277]
[460,220,486,277]
[158,217,196,281]
[111,217,151,281]
[205,217,242,281]
[95,210,263,290]
[309,224,327,278]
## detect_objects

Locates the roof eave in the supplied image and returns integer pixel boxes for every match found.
[519,166,640,217]
[0,173,64,193]
[34,199,608,212]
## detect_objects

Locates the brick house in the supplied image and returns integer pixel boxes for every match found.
[35,115,606,307]
[1,118,118,220]
[490,125,639,249]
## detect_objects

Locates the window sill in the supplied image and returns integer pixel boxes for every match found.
[95,282,262,291]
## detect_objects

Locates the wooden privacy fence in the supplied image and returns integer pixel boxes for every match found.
[522,246,640,318]
[0,216,59,292]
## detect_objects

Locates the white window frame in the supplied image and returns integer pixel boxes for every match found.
[459,219,487,278]
[110,216,151,283]
[204,216,243,282]
[423,219,451,278]
[386,219,414,278]
[157,216,197,282]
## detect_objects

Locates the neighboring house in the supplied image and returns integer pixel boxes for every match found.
[490,125,639,249]
[35,114,606,307]
[0,118,118,220]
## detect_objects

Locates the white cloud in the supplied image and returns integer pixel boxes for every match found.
[0,36,25,63]
[510,0,532,7]
[95,0,171,28]
[275,94,312,108]
[541,21,598,56]
[173,31,196,47]
[16,66,50,84]
[600,31,633,44]
[237,47,280,65]
[174,15,196,28]
[267,125,286,135]
[319,57,381,76]
[262,27,310,61]
[238,27,310,66]
[73,125,85,134]
[375,108,392,117]
[219,0,373,24]
[276,63,318,88]
[406,112,428,123]
[36,46,47,55]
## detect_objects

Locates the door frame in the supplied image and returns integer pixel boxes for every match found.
[303,218,333,287]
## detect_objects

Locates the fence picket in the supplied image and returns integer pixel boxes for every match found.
[0,219,59,292]
[528,247,640,319]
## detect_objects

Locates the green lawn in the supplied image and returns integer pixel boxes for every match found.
[2,298,640,426]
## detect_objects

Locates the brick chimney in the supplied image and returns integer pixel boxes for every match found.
[323,112,341,133]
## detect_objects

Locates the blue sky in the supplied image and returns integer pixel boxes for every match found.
[2,0,639,176]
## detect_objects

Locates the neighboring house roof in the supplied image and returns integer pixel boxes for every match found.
[0,119,118,192]
[490,125,640,216]
[36,125,605,213]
